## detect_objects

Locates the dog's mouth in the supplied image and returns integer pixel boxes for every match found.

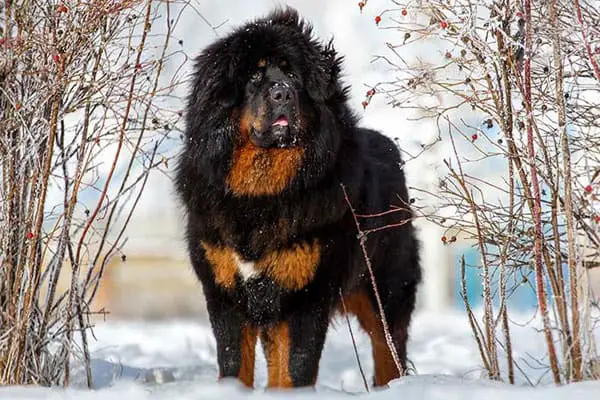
[272,115,289,127]
[269,115,290,137]
[251,114,298,148]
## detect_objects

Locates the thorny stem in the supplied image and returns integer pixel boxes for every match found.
[446,120,499,379]
[460,255,492,373]
[495,6,515,381]
[572,0,600,82]
[16,58,65,383]
[524,0,561,384]
[554,0,583,381]
[500,161,515,384]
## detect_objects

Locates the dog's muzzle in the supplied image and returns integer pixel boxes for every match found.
[250,83,298,148]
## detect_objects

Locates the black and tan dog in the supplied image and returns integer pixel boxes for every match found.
[175,8,421,389]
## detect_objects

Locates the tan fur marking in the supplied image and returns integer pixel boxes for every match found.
[228,106,303,196]
[238,324,258,387]
[200,241,237,289]
[263,322,294,388]
[343,291,401,386]
[258,58,267,68]
[201,239,319,290]
[238,105,263,138]
[258,240,320,290]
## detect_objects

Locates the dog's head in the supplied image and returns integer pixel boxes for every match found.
[190,9,343,123]
[182,8,352,197]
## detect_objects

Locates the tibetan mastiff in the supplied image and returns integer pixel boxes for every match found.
[175,8,421,389]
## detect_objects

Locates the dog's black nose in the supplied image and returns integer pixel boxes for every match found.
[269,84,293,105]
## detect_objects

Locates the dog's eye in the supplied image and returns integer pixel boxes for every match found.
[251,71,263,82]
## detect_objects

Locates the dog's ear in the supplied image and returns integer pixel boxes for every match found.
[188,45,241,112]
[305,41,342,103]
[218,62,242,108]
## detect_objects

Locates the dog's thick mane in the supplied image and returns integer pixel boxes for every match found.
[176,7,360,214]
[188,8,346,111]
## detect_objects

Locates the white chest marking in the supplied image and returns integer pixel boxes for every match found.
[234,253,259,281]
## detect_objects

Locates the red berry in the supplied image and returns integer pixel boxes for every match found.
[585,184,593,193]
[367,89,375,97]
[361,100,369,109]
[52,54,60,63]
[358,2,365,11]
[135,63,142,70]
[56,4,68,13]
[375,15,382,25]
[15,102,22,111]
[445,51,452,59]
[441,236,448,243]
[516,11,524,18]
[26,232,34,239]
[402,9,408,16]
[450,236,457,243]
[440,21,448,29]
[472,133,478,141]
[594,215,600,224]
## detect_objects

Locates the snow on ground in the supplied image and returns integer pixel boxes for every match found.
[2,311,599,399]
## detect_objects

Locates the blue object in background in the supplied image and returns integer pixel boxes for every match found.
[453,247,539,311]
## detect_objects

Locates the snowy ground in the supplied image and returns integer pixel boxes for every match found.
[2,311,599,399]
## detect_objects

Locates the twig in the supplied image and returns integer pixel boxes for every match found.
[572,0,600,82]
[524,0,561,384]
[338,288,370,392]
[552,0,582,381]
[341,184,404,377]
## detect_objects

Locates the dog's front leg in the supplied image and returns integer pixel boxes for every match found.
[206,295,258,388]
[261,309,329,388]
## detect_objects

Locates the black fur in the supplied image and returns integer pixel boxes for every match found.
[175,8,421,388]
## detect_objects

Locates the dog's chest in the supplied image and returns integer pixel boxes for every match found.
[232,253,259,281]
[201,240,321,291]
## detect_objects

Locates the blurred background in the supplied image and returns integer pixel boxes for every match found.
[57,0,598,321]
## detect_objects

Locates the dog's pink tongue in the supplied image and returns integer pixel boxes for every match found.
[272,116,289,127]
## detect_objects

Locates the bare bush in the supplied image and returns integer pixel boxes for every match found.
[0,0,191,386]
[359,0,600,384]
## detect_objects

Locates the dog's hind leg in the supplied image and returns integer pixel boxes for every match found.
[344,285,415,387]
